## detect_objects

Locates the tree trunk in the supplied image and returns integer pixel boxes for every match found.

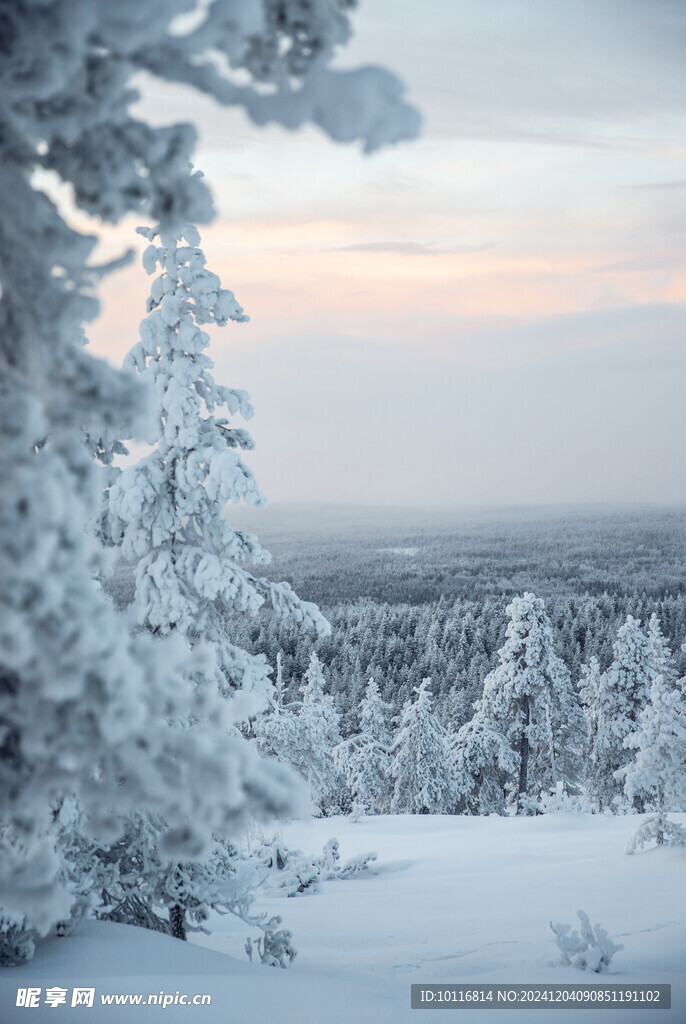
[517,695,530,814]
[169,904,186,941]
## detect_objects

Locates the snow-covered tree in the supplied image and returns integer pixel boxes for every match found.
[587,616,658,811]
[0,0,418,953]
[647,614,677,689]
[297,654,346,815]
[252,654,310,792]
[448,719,518,815]
[253,701,305,768]
[257,653,346,814]
[58,802,299,960]
[579,657,602,741]
[334,677,392,814]
[470,594,586,812]
[71,225,332,942]
[107,225,328,701]
[388,679,458,815]
[620,675,686,819]
[441,684,476,733]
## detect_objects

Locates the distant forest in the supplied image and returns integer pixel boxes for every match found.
[107,504,686,733]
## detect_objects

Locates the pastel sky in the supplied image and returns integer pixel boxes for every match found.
[88,0,686,507]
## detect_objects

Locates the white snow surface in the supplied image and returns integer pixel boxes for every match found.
[2,813,684,1022]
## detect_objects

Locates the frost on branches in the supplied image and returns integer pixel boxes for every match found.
[0,0,418,955]
[647,614,678,689]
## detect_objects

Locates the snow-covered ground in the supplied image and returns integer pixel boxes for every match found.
[2,813,684,1022]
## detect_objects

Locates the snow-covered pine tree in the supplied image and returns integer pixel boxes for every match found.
[98,227,333,938]
[587,616,658,811]
[0,0,418,957]
[620,674,686,850]
[334,677,392,814]
[298,653,346,815]
[470,593,586,813]
[107,225,329,697]
[388,679,458,814]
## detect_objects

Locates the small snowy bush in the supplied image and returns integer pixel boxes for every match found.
[625,813,686,855]
[551,910,623,972]
[0,912,36,967]
[245,921,297,970]
[253,833,376,897]
[539,783,587,814]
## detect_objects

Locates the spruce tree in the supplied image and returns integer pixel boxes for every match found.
[107,226,328,701]
[647,614,677,689]
[448,719,518,815]
[297,654,345,815]
[579,656,602,800]
[99,229,332,936]
[334,677,392,814]
[588,616,658,811]
[470,593,586,813]
[388,679,457,814]
[621,675,686,817]
[253,654,307,773]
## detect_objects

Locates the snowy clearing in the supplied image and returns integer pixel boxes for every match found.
[3,813,684,1023]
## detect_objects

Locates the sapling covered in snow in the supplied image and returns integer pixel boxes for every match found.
[551,911,623,972]
[388,679,458,814]
[59,803,302,959]
[334,677,393,814]
[624,813,686,854]
[252,833,376,898]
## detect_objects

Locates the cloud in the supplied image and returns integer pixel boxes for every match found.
[628,180,686,192]
[333,240,491,256]
[347,0,686,147]
[594,253,686,273]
